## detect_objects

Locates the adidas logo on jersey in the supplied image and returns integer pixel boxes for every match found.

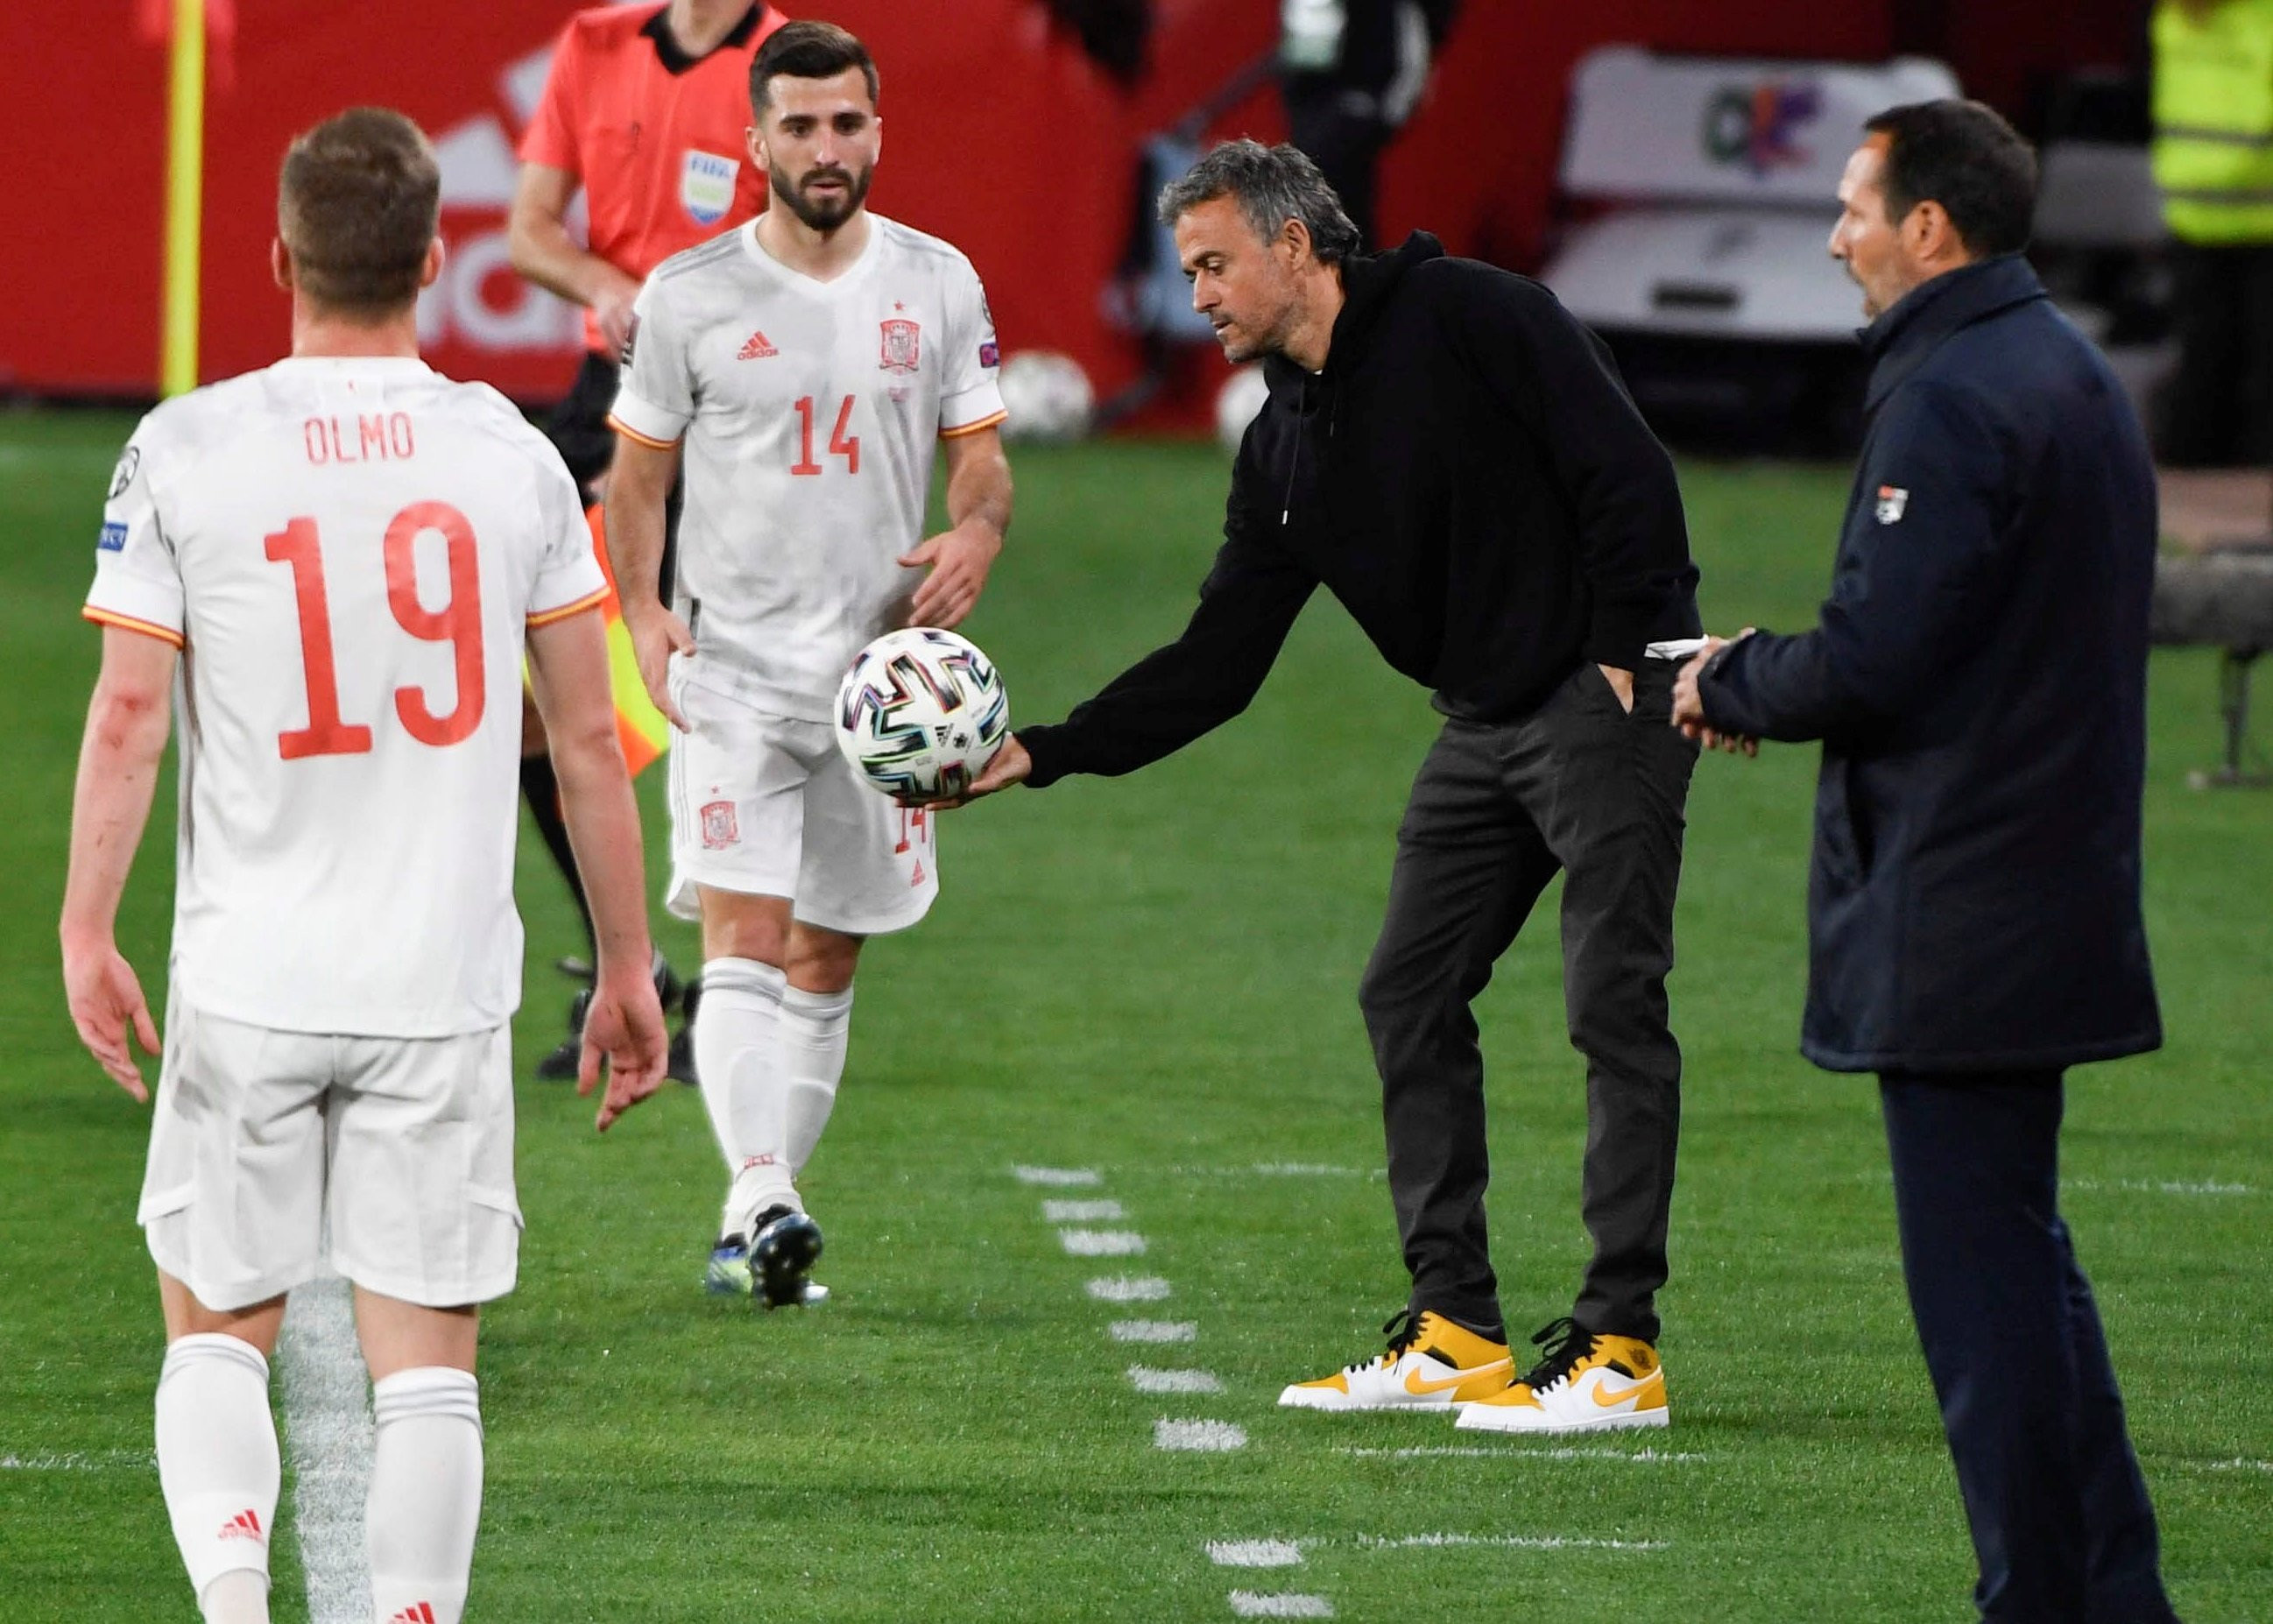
[217,1507,265,1543]
[386,1604,438,1624]
[737,330,779,360]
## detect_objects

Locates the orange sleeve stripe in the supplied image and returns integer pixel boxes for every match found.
[939,409,1009,441]
[82,606,185,648]
[606,415,681,451]
[527,586,611,628]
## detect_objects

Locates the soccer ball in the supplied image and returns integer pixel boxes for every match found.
[1215,364,1269,451]
[998,350,1095,444]
[834,628,1011,799]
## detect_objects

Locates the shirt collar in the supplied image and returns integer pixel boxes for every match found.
[642,4,765,76]
[1861,253,2046,410]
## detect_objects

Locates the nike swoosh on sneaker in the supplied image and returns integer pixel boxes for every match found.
[1591,1369,1665,1408]
[1403,1357,1512,1396]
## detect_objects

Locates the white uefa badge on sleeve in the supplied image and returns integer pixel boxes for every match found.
[1875,484,1909,524]
[681,151,738,226]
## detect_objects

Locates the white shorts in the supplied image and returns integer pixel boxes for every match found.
[666,673,939,935]
[138,997,521,1313]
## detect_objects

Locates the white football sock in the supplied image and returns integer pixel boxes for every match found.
[367,1366,483,1624]
[695,957,798,1233]
[155,1333,279,1620]
[199,1570,271,1624]
[779,982,854,1176]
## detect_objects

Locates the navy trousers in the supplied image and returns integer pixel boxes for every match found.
[1879,1072,2179,1624]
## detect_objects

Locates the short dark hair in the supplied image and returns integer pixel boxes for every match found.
[1157,139,1362,265]
[751,20,879,116]
[1862,99,2037,258]
[277,107,439,317]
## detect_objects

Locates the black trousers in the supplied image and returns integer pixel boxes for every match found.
[1880,1072,2178,1624]
[1284,80,1387,251]
[2157,242,2273,468]
[1359,660,1698,1342]
[547,349,625,496]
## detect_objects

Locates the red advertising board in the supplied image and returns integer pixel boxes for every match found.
[4,0,1909,404]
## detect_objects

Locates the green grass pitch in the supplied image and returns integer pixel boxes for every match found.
[1,410,2268,1620]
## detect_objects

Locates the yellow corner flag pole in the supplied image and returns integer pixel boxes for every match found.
[159,0,208,397]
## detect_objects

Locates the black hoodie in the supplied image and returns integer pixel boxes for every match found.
[1019,232,1700,787]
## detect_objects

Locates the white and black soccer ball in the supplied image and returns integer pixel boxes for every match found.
[1215,364,1269,452]
[998,350,1096,445]
[834,628,1011,799]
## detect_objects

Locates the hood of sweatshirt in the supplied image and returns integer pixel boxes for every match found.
[1261,231,1446,403]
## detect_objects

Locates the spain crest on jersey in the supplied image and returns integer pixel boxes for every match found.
[879,318,921,373]
[681,150,738,226]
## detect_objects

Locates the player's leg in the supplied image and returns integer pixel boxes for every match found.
[695,888,851,1303]
[156,1277,287,1624]
[1281,718,1546,1413]
[782,736,935,1189]
[780,920,862,1174]
[143,1003,330,1624]
[1458,660,1693,1437]
[352,1293,484,1624]
[328,1023,518,1624]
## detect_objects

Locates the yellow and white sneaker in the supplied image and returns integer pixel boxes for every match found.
[1455,1317,1668,1434]
[1279,1310,1513,1411]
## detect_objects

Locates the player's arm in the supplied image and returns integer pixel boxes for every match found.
[904,425,1012,630]
[602,430,691,730]
[526,606,668,1128]
[60,626,177,1100]
[507,163,643,355]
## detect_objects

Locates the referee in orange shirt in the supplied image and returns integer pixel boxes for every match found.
[512,0,787,490]
[509,0,787,1077]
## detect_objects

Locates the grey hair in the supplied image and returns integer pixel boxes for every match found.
[1157,139,1362,263]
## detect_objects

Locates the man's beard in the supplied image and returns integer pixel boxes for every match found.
[771,161,872,232]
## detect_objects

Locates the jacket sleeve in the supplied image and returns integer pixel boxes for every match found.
[1434,265,1693,670]
[1699,380,2019,742]
[1019,455,1317,788]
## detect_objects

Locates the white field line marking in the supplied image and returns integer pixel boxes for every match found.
[1089,1275,1172,1302]
[1227,1592,1332,1618]
[0,1449,152,1471]
[278,1276,375,1624]
[1337,1444,1706,1463]
[1060,1228,1147,1256]
[1014,1165,1102,1186]
[1155,1419,1247,1451]
[1043,1198,1127,1223]
[1208,1540,1303,1568]
[1129,1366,1225,1395]
[1112,1320,1197,1343]
[1352,1532,1666,1553]
[2193,1458,2273,1473]
[1170,1164,1370,1178]
[2065,1178,2255,1197]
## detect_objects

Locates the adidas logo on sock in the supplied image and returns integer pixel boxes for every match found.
[737,330,779,360]
[216,1507,264,1543]
[386,1603,438,1624]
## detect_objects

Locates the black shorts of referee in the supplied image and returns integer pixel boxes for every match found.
[547,350,683,587]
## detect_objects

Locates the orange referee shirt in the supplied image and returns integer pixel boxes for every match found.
[520,3,788,354]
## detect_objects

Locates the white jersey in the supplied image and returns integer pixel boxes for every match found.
[84,357,608,1037]
[608,213,1006,720]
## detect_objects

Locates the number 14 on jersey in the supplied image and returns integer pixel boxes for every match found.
[791,395,860,477]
